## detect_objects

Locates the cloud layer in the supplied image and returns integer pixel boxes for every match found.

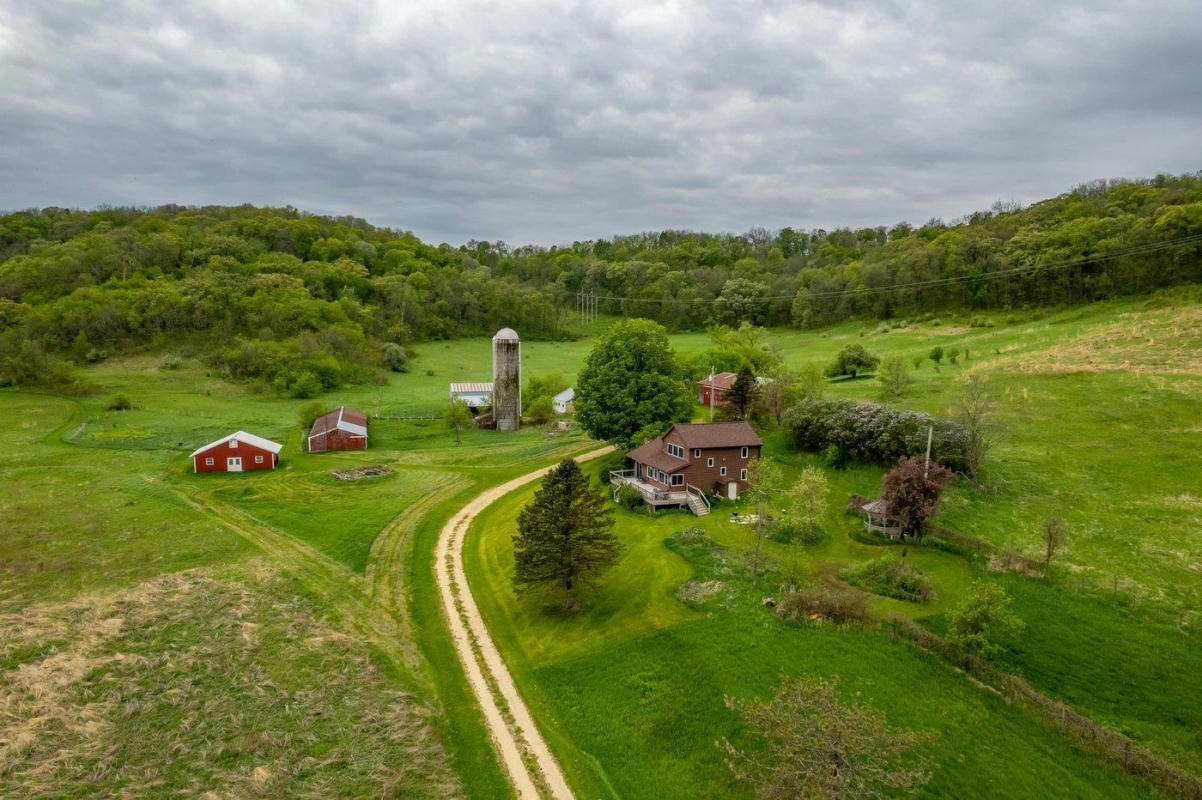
[1,1,1199,244]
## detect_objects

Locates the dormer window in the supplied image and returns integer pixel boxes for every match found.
[667,443,685,459]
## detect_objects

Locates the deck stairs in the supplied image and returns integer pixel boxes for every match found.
[687,493,710,516]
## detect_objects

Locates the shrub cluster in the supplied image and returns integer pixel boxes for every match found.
[782,398,970,472]
[840,556,936,603]
[775,581,869,625]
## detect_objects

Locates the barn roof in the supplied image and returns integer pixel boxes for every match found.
[191,431,283,458]
[697,372,738,389]
[450,382,494,393]
[553,387,574,402]
[308,406,368,440]
[668,421,762,449]
[492,327,520,341]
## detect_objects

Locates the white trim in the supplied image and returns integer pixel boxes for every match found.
[706,457,714,468]
[719,466,727,477]
[740,446,748,458]
[740,468,747,480]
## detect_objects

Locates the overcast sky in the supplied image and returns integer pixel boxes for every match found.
[1,1,1199,245]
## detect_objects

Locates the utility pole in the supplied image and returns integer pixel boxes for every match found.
[924,424,933,479]
[708,365,715,422]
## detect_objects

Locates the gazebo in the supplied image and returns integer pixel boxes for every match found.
[861,499,902,539]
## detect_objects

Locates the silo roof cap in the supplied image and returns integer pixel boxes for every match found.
[493,327,520,341]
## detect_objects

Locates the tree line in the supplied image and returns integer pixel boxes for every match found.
[2,172,1200,391]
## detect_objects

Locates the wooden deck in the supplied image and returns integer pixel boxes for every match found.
[609,470,711,515]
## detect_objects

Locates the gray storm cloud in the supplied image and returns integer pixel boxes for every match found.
[1,0,1199,244]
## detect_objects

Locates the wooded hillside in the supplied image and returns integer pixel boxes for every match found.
[2,173,1200,393]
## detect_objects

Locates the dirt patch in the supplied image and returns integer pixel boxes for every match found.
[331,465,394,480]
[675,579,730,606]
[0,564,461,799]
[988,307,1202,375]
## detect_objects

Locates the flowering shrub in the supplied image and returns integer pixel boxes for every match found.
[781,398,971,472]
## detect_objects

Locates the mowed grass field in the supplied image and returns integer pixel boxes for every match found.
[3,292,1202,797]
[0,352,599,798]
[462,294,1202,796]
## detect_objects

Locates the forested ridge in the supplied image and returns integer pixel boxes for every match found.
[2,173,1200,393]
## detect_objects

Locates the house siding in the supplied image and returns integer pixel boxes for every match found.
[632,427,761,494]
[309,429,367,453]
[193,440,278,473]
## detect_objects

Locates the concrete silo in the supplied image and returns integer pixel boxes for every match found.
[492,327,521,431]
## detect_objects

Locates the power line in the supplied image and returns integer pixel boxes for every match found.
[582,232,1202,305]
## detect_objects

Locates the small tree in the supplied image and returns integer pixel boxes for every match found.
[444,399,473,445]
[527,395,555,425]
[382,342,409,372]
[756,363,798,424]
[880,456,955,538]
[953,374,997,487]
[786,465,829,541]
[298,400,327,430]
[876,355,913,399]
[513,459,621,612]
[798,361,826,401]
[721,675,931,800]
[1042,516,1067,567]
[948,581,1025,657]
[825,344,880,379]
[745,457,783,582]
[725,365,759,420]
[928,346,943,366]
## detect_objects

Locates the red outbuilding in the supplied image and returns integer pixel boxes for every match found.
[191,431,282,473]
[307,406,369,452]
[696,372,738,406]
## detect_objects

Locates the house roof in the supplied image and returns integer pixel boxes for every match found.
[552,387,574,402]
[697,372,738,390]
[668,421,762,449]
[308,406,368,440]
[191,431,283,458]
[450,382,494,394]
[627,438,689,473]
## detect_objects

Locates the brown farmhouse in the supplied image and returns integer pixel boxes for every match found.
[624,421,762,503]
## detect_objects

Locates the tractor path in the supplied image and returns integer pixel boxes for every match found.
[435,446,614,800]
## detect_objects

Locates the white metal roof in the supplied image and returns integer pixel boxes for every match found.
[190,431,283,458]
[492,327,520,341]
[450,382,494,393]
[553,387,574,402]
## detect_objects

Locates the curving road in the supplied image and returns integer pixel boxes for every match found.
[435,446,614,800]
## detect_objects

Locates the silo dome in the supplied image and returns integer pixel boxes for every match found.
[493,327,520,341]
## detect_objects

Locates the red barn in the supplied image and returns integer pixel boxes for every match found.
[696,372,738,406]
[191,431,282,473]
[307,406,368,452]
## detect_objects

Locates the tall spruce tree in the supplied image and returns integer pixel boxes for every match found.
[513,459,621,612]
[724,365,759,420]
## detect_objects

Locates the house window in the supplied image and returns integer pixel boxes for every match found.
[719,466,727,477]
[255,455,264,464]
[707,457,714,468]
[229,440,238,449]
[671,474,684,486]
[205,457,214,466]
[741,447,748,458]
[667,443,684,458]
[693,449,701,458]
[740,468,747,480]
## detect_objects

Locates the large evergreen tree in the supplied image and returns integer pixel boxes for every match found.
[513,459,621,612]
[574,318,693,446]
[724,365,759,420]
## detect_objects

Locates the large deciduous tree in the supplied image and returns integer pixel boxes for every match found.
[722,675,931,800]
[880,456,955,538]
[825,343,880,379]
[574,318,693,446]
[513,459,621,613]
[953,374,997,487]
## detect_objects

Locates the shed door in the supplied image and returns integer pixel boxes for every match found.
[227,456,243,472]
[727,482,738,500]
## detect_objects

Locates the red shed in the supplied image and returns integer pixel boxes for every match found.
[696,372,738,406]
[308,406,368,452]
[191,431,282,473]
